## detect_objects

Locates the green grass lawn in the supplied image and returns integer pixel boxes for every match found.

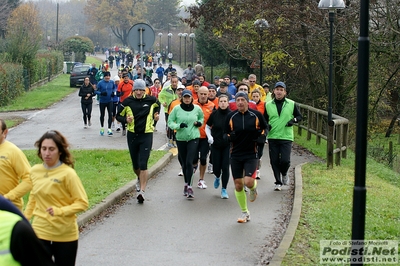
[282,131,400,265]
[0,56,103,113]
[23,149,166,209]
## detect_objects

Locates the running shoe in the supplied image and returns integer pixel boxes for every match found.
[116,127,121,132]
[214,176,220,189]
[207,163,213,174]
[221,188,229,199]
[249,187,258,202]
[100,128,105,136]
[178,170,183,176]
[256,169,261,180]
[183,184,188,196]
[274,184,282,191]
[88,120,92,127]
[111,122,115,130]
[237,211,251,223]
[282,175,289,185]
[135,179,140,192]
[244,186,249,192]
[84,124,88,129]
[122,129,126,136]
[197,179,207,189]
[107,129,113,136]
[137,190,145,203]
[187,187,194,199]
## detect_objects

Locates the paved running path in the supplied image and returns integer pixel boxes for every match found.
[0,58,315,265]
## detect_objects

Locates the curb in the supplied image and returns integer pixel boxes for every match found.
[77,152,173,227]
[269,163,306,266]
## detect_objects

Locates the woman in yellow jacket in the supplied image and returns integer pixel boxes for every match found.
[25,130,88,266]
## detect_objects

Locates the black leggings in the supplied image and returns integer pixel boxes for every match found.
[40,239,78,266]
[81,103,92,124]
[127,132,153,170]
[268,139,292,185]
[211,145,230,189]
[99,102,113,128]
[193,138,209,166]
[177,139,199,185]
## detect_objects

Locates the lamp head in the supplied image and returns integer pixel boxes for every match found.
[318,0,345,10]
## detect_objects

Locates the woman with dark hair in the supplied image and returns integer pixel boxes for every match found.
[168,90,204,199]
[78,76,95,128]
[24,130,88,266]
[206,94,231,199]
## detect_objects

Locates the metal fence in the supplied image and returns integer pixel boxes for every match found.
[296,103,349,168]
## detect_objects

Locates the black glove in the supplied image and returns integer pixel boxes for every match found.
[180,123,188,128]
[257,134,266,144]
[100,91,107,96]
[286,119,296,127]
[228,131,237,142]
[194,121,202,127]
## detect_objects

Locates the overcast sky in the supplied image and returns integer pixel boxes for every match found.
[182,0,197,6]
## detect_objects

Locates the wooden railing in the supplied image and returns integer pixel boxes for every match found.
[296,103,349,168]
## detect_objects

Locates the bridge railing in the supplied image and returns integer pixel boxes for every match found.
[296,103,349,168]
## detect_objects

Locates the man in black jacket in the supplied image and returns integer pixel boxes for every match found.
[116,79,160,204]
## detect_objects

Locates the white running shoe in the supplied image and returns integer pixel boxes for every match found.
[237,211,251,223]
[197,179,207,189]
[274,184,282,191]
[178,170,183,176]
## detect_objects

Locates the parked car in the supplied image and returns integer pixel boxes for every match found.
[69,64,91,87]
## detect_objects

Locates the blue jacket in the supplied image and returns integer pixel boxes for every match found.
[228,82,237,96]
[95,80,116,103]
[156,67,165,77]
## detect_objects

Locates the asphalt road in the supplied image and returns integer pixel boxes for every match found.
[0,60,317,265]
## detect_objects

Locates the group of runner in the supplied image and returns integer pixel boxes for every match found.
[81,59,303,223]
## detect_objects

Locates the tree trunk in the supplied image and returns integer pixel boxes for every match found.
[385,114,399,137]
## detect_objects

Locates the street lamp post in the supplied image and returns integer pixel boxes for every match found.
[318,0,345,123]
[168,33,173,56]
[254,19,269,84]
[182,33,188,66]
[178,33,182,65]
[158,32,163,53]
[189,33,195,66]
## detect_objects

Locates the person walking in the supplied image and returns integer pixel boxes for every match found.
[94,71,116,136]
[159,75,179,147]
[182,64,195,85]
[78,77,95,128]
[168,90,204,199]
[193,86,215,189]
[116,79,160,203]
[117,73,134,136]
[251,89,267,179]
[224,92,267,223]
[24,130,88,266]
[206,94,231,199]
[0,119,32,212]
[155,63,165,83]
[264,82,302,191]
[194,61,204,76]
[87,63,98,87]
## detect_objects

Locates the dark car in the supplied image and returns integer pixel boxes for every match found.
[70,64,91,87]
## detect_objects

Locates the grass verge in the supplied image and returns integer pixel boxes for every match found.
[0,56,102,113]
[282,131,400,265]
[23,149,166,209]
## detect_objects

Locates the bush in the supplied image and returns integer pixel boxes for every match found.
[0,63,24,106]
